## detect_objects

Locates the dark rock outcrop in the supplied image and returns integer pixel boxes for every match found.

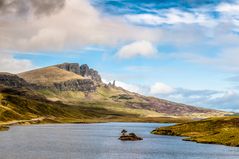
[0,73,95,92]
[0,73,50,90]
[80,64,101,83]
[56,63,81,74]
[0,73,30,88]
[55,63,102,83]
[53,79,96,92]
[108,80,116,87]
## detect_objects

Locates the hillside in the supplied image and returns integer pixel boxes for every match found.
[0,62,229,126]
[151,117,239,147]
[18,66,84,86]
[0,85,192,126]
[37,87,226,118]
[0,85,138,123]
[22,63,226,118]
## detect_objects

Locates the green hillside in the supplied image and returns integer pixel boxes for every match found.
[36,85,227,118]
[0,86,136,123]
[152,117,239,147]
[37,86,165,118]
[0,86,192,130]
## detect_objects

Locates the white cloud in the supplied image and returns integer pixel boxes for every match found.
[215,1,239,26]
[216,2,239,13]
[124,1,239,28]
[115,81,144,94]
[150,82,175,95]
[125,9,216,27]
[0,53,35,73]
[0,0,162,52]
[1,0,239,53]
[2,0,239,55]
[117,40,157,59]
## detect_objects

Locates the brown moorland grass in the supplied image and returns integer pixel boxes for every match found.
[152,116,239,147]
[18,66,84,86]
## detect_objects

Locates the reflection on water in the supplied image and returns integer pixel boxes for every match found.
[0,123,238,159]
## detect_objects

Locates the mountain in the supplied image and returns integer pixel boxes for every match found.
[0,63,229,124]
[18,65,96,92]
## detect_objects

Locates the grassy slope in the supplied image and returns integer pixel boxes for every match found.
[18,65,227,118]
[18,66,84,86]
[1,65,227,130]
[37,86,227,118]
[0,87,136,123]
[152,117,239,147]
[37,86,167,118]
[0,86,191,131]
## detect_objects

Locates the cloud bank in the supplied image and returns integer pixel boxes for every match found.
[0,0,65,16]
[0,0,162,52]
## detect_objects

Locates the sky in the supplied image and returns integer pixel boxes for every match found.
[1,0,239,112]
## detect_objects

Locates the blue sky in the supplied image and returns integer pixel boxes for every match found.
[1,0,239,111]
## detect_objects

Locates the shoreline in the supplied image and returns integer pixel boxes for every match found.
[151,131,239,147]
[2,117,238,148]
[0,116,187,132]
[0,117,191,133]
[182,138,239,147]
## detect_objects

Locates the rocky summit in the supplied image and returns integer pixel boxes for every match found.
[17,64,97,92]
[55,63,102,83]
[0,68,97,93]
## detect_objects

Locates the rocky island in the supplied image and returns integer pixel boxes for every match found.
[119,129,143,141]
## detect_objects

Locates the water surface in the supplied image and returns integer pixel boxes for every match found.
[0,123,238,159]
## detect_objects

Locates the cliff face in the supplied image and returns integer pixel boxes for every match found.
[0,73,30,88]
[0,73,96,93]
[56,63,81,74]
[53,79,96,92]
[55,63,102,83]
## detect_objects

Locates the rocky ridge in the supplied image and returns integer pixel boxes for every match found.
[53,79,96,92]
[0,73,30,88]
[55,63,102,83]
[0,72,96,92]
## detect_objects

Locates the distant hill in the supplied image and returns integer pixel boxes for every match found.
[0,63,229,124]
